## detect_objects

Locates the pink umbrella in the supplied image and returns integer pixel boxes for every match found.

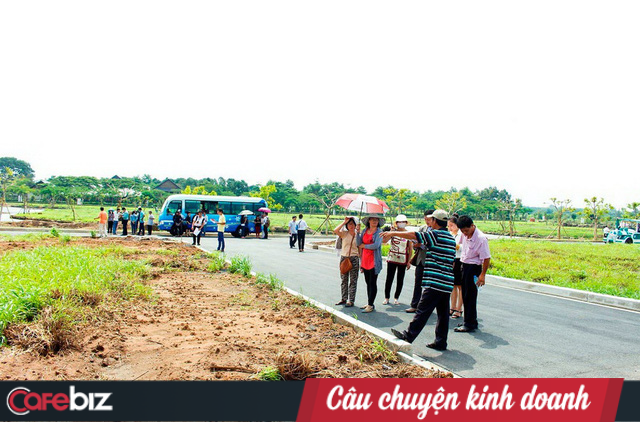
[335,194,389,215]
[257,207,272,213]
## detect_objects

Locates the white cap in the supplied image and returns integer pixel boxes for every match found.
[395,214,408,222]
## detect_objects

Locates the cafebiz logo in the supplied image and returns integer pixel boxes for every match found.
[7,386,112,415]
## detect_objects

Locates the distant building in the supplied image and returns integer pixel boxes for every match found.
[155,179,181,193]
[111,175,122,180]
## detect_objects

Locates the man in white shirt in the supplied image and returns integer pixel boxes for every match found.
[288,215,298,249]
[191,210,206,246]
[297,214,309,252]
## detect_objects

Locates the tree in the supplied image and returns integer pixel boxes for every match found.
[583,197,613,241]
[0,157,34,180]
[250,184,281,210]
[383,187,416,215]
[9,177,34,214]
[303,182,346,234]
[0,167,16,221]
[497,198,522,237]
[548,198,574,239]
[624,202,640,219]
[435,191,468,215]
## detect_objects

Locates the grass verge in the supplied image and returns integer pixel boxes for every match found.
[0,245,152,348]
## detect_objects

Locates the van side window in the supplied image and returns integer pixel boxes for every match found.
[185,200,201,214]
[167,200,182,214]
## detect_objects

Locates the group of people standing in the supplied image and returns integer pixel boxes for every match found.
[333,209,491,351]
[96,207,155,238]
[287,214,310,251]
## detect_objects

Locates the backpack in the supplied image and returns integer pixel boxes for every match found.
[264,217,270,228]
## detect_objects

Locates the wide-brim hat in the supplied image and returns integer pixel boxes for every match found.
[362,214,386,227]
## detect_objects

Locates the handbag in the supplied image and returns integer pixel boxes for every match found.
[339,235,355,274]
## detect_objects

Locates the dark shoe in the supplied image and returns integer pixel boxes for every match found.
[335,300,346,306]
[454,325,476,333]
[426,342,447,351]
[391,328,408,341]
[405,308,417,313]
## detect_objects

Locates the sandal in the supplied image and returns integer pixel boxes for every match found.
[345,302,354,307]
[452,310,463,319]
[335,300,347,306]
[382,298,389,305]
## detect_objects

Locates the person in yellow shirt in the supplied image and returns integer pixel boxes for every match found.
[217,208,226,252]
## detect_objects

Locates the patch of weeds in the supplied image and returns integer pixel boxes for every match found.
[207,252,227,272]
[356,338,398,364]
[4,305,78,355]
[271,298,280,311]
[257,366,282,381]
[230,289,252,308]
[275,351,318,380]
[50,228,60,237]
[60,235,72,245]
[255,273,284,291]
[229,255,252,277]
[90,231,97,239]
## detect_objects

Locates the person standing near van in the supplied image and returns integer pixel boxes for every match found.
[107,210,114,234]
[254,214,262,238]
[121,207,130,236]
[130,210,139,236]
[262,213,270,239]
[334,216,359,307]
[137,207,145,235]
[113,208,121,235]
[96,207,108,238]
[146,211,154,235]
[191,210,206,246]
[217,208,226,252]
[297,214,309,252]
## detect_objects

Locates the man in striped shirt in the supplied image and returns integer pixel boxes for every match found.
[381,209,456,351]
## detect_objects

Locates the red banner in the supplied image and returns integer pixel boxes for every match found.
[297,379,623,422]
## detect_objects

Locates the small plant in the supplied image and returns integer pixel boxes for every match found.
[255,273,284,291]
[257,366,282,381]
[60,235,71,245]
[357,338,398,363]
[229,255,252,277]
[90,231,97,239]
[207,252,227,272]
[50,228,60,237]
[271,298,280,311]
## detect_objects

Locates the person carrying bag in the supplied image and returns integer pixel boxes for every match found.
[333,216,359,308]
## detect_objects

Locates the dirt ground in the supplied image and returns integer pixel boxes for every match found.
[1,218,94,229]
[0,238,451,380]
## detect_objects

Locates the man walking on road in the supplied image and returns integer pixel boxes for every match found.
[297,214,309,252]
[288,215,298,248]
[406,209,434,313]
[383,210,456,351]
[455,215,491,333]
[96,207,108,238]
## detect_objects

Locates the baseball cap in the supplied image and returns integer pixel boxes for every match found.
[427,209,449,221]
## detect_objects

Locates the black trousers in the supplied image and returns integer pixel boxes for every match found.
[146,225,152,235]
[410,263,424,309]
[192,231,203,245]
[363,268,378,306]
[138,223,145,235]
[107,221,113,233]
[385,262,406,299]
[405,288,450,348]
[289,233,298,248]
[122,221,128,236]
[298,230,306,250]
[461,263,482,329]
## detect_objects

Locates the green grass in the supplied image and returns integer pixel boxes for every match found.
[477,221,599,240]
[257,366,282,381]
[489,239,640,299]
[229,255,252,277]
[14,204,155,223]
[207,251,227,272]
[0,245,152,344]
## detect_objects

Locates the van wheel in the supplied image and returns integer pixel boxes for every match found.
[625,238,633,244]
[231,229,241,238]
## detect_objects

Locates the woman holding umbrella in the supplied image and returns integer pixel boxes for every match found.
[357,215,384,313]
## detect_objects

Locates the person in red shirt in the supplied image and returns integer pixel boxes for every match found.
[357,215,384,313]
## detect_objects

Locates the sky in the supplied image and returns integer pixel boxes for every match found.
[1,1,638,209]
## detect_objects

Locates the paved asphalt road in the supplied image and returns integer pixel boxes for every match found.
[186,234,640,379]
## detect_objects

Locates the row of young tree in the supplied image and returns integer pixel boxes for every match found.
[1,157,638,240]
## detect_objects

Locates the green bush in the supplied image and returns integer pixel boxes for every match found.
[229,256,252,277]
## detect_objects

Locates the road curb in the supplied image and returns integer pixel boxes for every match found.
[487,275,640,312]
[192,244,456,377]
[317,245,640,313]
